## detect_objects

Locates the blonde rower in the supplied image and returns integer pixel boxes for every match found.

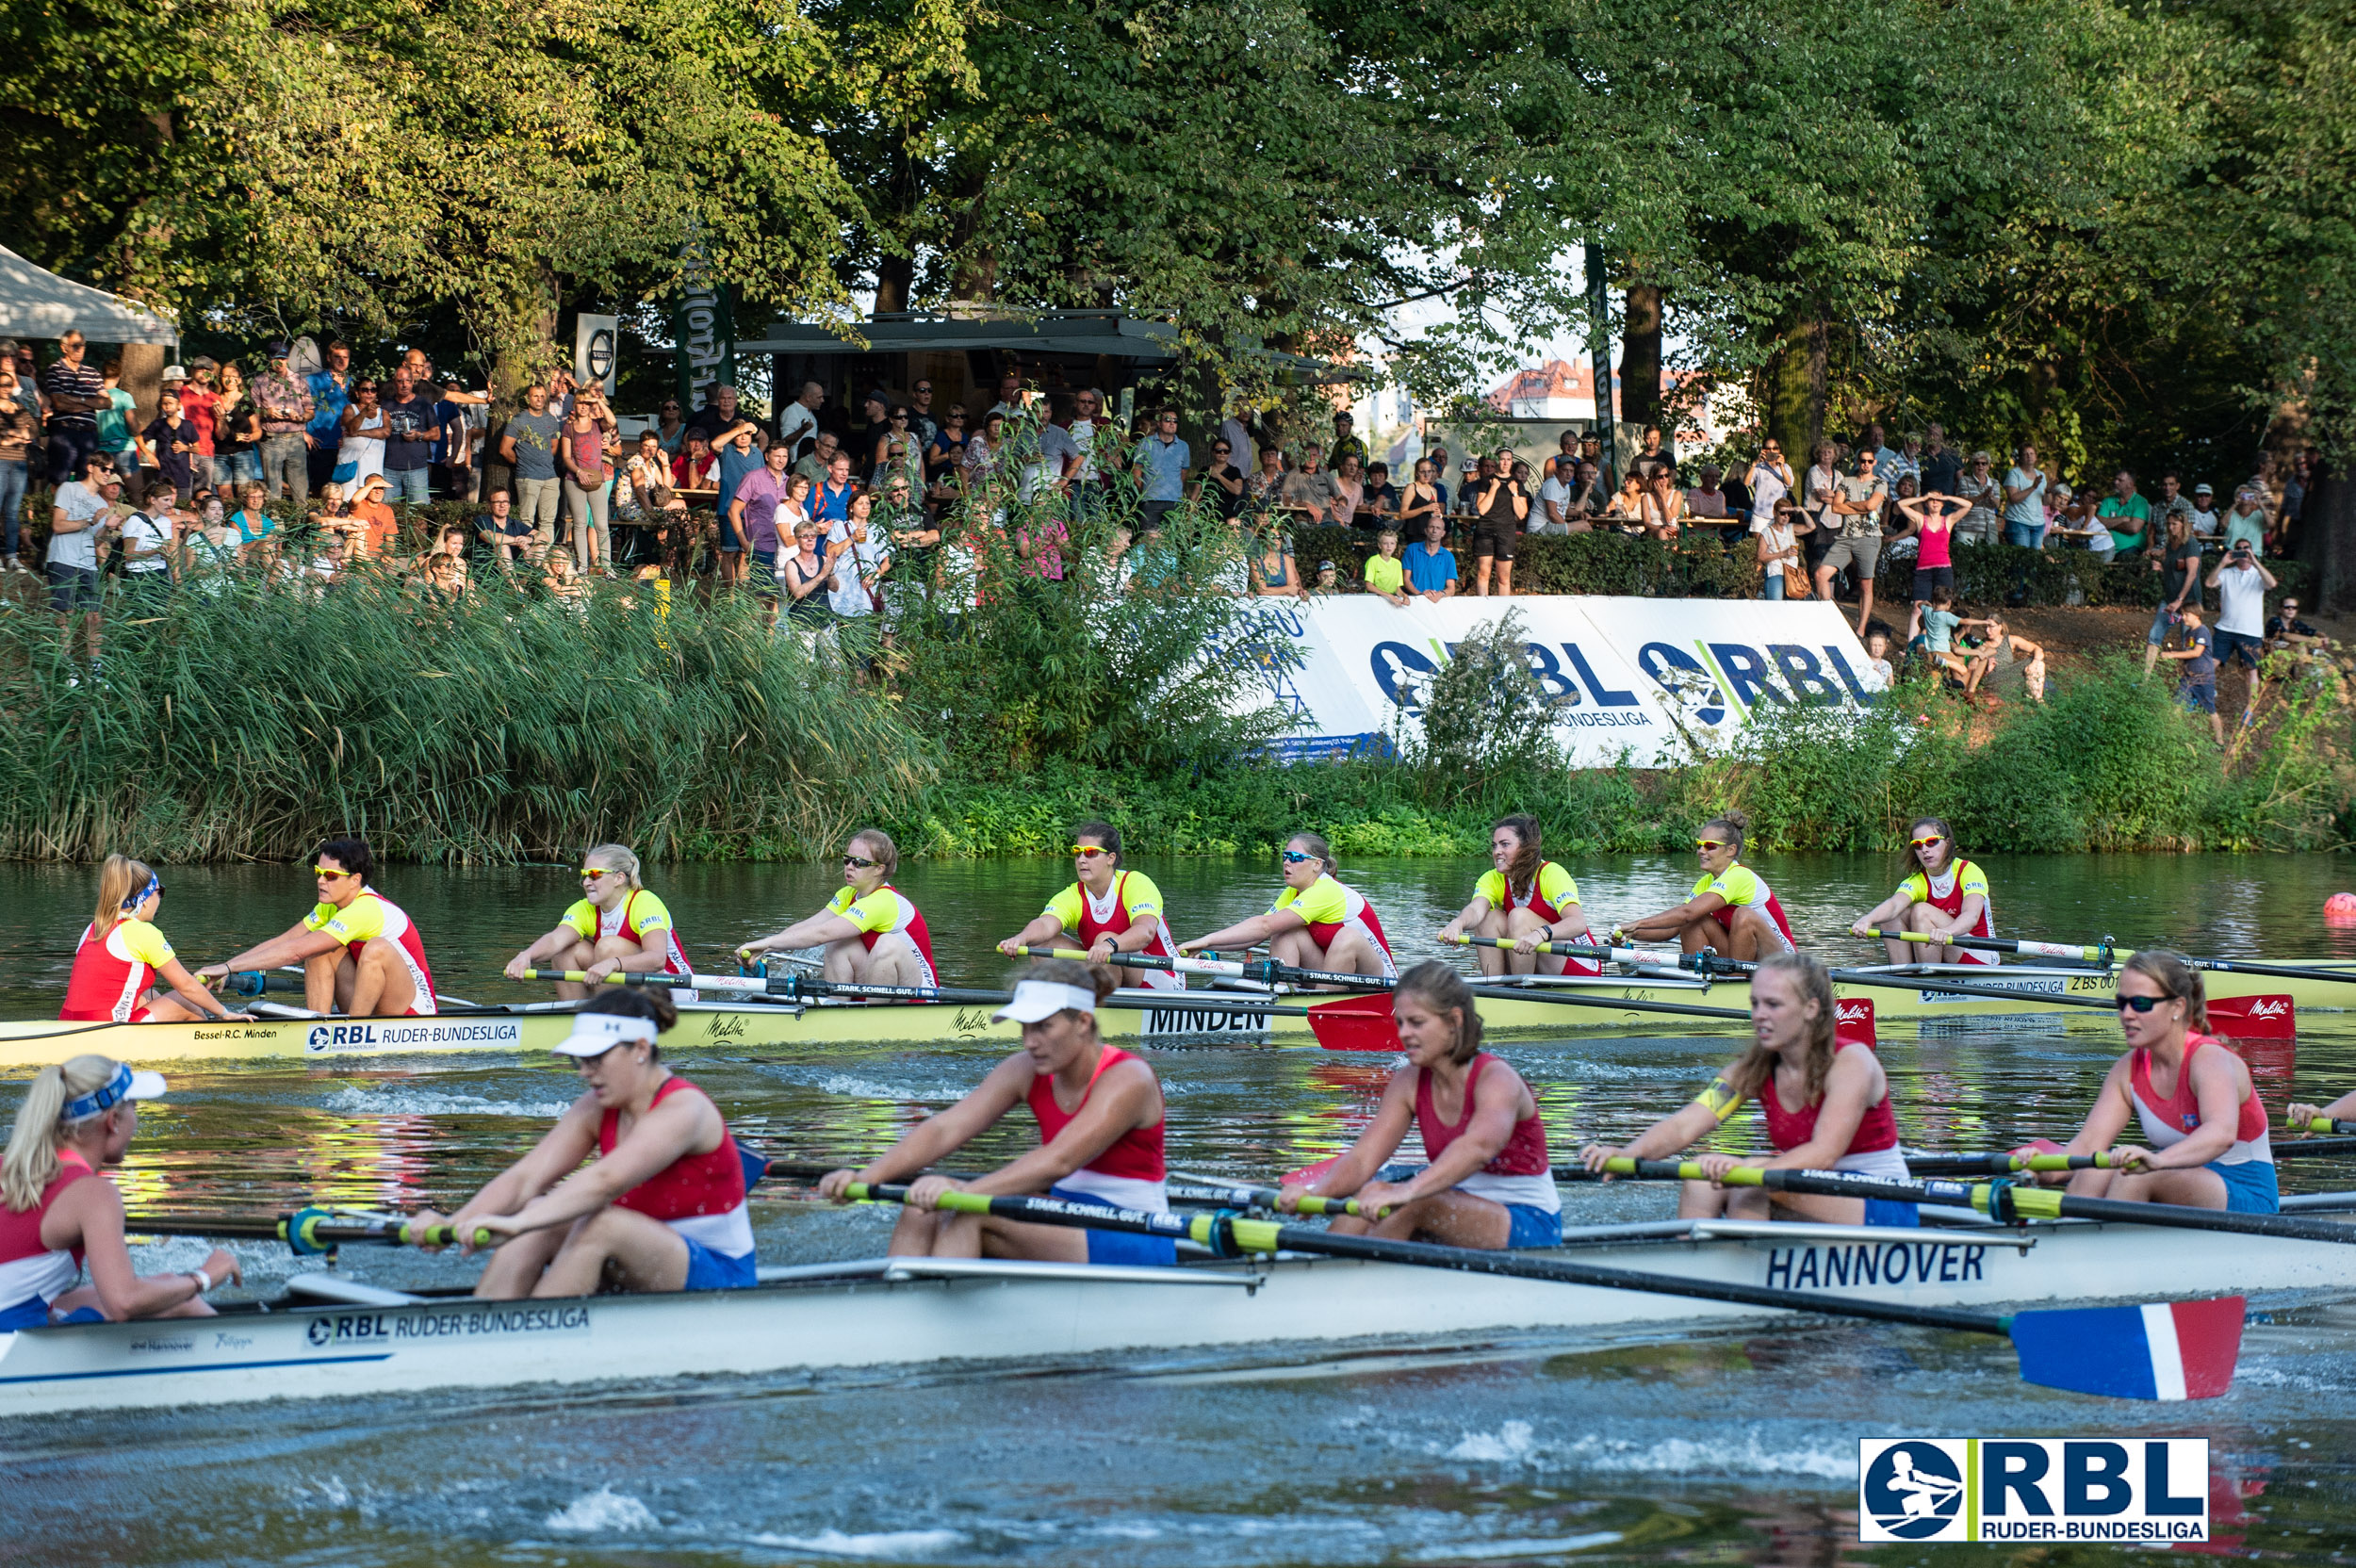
[60,855,252,1024]
[505,844,693,1000]
[740,828,937,987]
[1612,810,1795,960]
[1437,814,1599,977]
[2,1056,239,1329]
[1177,832,1396,981]
[1849,815,1995,966]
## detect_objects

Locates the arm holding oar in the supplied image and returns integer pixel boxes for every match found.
[505,846,688,1000]
[816,960,1175,1265]
[1178,834,1396,983]
[2288,1089,2356,1132]
[1437,817,1598,979]
[740,829,936,988]
[995,825,1173,976]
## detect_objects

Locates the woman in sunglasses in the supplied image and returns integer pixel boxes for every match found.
[1847,815,1995,966]
[739,828,936,987]
[994,821,1183,990]
[2029,952,2278,1214]
[504,844,695,1001]
[61,855,253,1023]
[1176,832,1396,982]
[199,838,436,1017]
[1612,811,1796,959]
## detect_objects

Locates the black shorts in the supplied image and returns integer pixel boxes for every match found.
[1802,525,1834,570]
[45,563,99,613]
[1473,518,1519,561]
[1911,564,1953,601]
[2215,628,2265,669]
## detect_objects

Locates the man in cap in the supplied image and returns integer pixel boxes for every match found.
[252,341,315,510]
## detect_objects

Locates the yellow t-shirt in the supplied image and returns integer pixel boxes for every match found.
[1363,554,1404,596]
[828,883,921,937]
[1475,861,1580,918]
[1045,871,1165,936]
[109,918,175,969]
[306,890,389,946]
[561,888,677,943]
[1271,874,1351,928]
[1691,864,1771,909]
[1899,859,1989,907]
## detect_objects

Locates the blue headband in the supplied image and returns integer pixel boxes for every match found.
[62,1064,134,1123]
[122,874,158,912]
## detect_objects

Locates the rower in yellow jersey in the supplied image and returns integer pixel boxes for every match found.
[996,822,1182,990]
[741,829,938,986]
[1177,833,1396,981]
[505,844,694,1000]
[199,838,436,1016]
[1437,814,1599,976]
[1848,815,1995,965]
[1613,811,1795,960]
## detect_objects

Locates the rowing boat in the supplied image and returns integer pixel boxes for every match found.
[4,1209,2347,1418]
[0,959,2327,1069]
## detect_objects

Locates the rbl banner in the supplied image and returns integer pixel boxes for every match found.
[1859,1438,2210,1544]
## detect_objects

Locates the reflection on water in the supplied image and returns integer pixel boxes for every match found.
[4,852,2356,1565]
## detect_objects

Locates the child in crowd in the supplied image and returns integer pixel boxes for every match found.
[229,482,276,564]
[1862,624,1894,689]
[1362,528,1408,607]
[1311,559,1338,595]
[2156,602,2224,743]
[144,389,200,504]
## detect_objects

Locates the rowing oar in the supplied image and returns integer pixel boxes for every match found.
[1442,933,1684,965]
[756,1156,1370,1215]
[125,1207,486,1252]
[1874,928,2356,987]
[1902,1135,2356,1176]
[2297,1118,2356,1135]
[515,968,1401,1050]
[840,1182,2242,1400]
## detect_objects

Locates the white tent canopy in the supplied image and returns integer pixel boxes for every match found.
[0,244,176,345]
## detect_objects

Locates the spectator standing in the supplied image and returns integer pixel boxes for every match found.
[1884,432,1922,494]
[48,455,118,664]
[1398,458,1443,537]
[335,378,387,486]
[794,430,841,490]
[2157,604,2223,743]
[1219,407,1253,478]
[377,368,440,505]
[252,342,316,508]
[730,440,793,586]
[1756,498,1802,600]
[2187,482,2220,542]
[814,452,857,527]
[1469,455,1529,596]
[214,365,262,489]
[776,380,824,464]
[1919,423,1963,497]
[431,375,483,501]
[1199,437,1247,521]
[907,379,940,452]
[651,397,687,456]
[712,423,764,580]
[1329,411,1368,472]
[499,384,564,554]
[686,384,761,450]
[2153,473,2195,534]
[1070,388,1120,522]
[2141,513,2206,678]
[829,494,892,620]
[94,360,141,495]
[1404,514,1458,602]
[1814,450,1888,636]
[38,330,106,486]
[1891,490,1966,615]
[0,364,32,570]
[2206,540,2276,735]
[2223,488,2266,556]
[1955,450,2003,547]
[559,381,618,572]
[2096,470,2151,557]
[2002,444,2050,547]
[1865,421,1902,474]
[142,389,199,505]
[1281,444,1343,524]
[301,341,352,493]
[1800,442,1841,575]
[178,359,221,493]
[1629,426,1671,478]
[1131,407,1190,532]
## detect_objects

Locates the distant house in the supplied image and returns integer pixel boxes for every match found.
[1488,359,1613,421]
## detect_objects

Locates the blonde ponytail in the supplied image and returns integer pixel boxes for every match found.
[91,854,156,938]
[4,1055,120,1211]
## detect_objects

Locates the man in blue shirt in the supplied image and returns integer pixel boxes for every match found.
[1131,407,1189,531]
[1403,514,1458,602]
[304,340,352,494]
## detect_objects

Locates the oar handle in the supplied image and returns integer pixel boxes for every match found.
[2294,1117,2354,1135]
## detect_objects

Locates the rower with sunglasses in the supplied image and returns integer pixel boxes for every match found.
[740,828,937,987]
[505,844,694,1001]
[995,821,1182,990]
[198,837,437,1016]
[1612,810,1796,959]
[1177,831,1396,982]
[61,855,253,1023]
[2026,951,2279,1214]
[1848,814,1995,966]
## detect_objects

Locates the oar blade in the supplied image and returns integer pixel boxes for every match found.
[2208,994,2296,1040]
[1307,997,1401,1052]
[1835,997,1875,1050]
[2007,1297,2244,1401]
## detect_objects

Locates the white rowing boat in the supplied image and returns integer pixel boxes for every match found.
[5,1212,2349,1418]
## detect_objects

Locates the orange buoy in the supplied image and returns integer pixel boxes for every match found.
[2326,891,2356,918]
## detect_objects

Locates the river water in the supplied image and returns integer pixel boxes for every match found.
[5,851,2356,1565]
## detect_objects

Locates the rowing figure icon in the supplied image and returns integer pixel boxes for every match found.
[1862,1442,1964,1540]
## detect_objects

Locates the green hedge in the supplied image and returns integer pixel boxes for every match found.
[1869,542,2312,610]
[1286,524,1758,597]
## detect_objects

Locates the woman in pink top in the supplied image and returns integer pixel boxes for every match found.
[559,384,618,573]
[1893,488,1969,645]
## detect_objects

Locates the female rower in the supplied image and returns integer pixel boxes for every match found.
[198,838,436,1016]
[1176,832,1396,981]
[1848,816,1996,966]
[61,855,254,1023]
[995,820,1182,990]
[2033,951,2277,1213]
[504,843,694,1000]
[1279,963,1561,1248]
[2289,1089,2356,1129]
[1437,814,1600,977]
[817,959,1173,1264]
[2,1055,239,1328]
[739,827,937,987]
[409,990,759,1296]
[1611,811,1795,959]
[1579,951,1917,1226]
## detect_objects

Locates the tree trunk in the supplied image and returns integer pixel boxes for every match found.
[2299,458,2356,611]
[874,139,919,315]
[1621,283,1662,436]
[1762,309,1827,460]
[948,163,996,306]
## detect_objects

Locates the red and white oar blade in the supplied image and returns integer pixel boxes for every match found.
[1307,997,1401,1052]
[2208,994,2296,1040]
[1284,1154,1342,1187]
[2006,1297,2244,1400]
[1836,997,1876,1050]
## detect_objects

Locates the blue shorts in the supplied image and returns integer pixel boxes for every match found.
[1503,1202,1562,1250]
[2210,1159,2280,1214]
[2181,680,2217,714]
[1048,1184,1178,1266]
[0,1298,100,1330]
[680,1236,758,1291]
[1864,1199,1922,1228]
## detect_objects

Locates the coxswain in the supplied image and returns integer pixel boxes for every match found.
[2,1055,240,1328]
[409,990,760,1296]
[1848,816,1995,965]
[739,828,937,986]
[1579,951,1918,1227]
[818,959,1173,1264]
[1436,814,1600,977]
[197,838,436,1015]
[504,843,693,1000]
[994,821,1181,990]
[2034,951,2278,1213]
[60,855,254,1023]
[1278,962,1561,1249]
[1176,832,1396,981]
[1612,811,1795,959]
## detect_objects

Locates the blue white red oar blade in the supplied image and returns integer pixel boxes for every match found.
[1836,997,1875,1051]
[2208,994,2296,1040]
[1307,997,1401,1052]
[2006,1297,2244,1400]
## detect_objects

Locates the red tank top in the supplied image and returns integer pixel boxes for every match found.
[1415,1054,1550,1174]
[61,921,160,1022]
[599,1076,748,1222]
[1759,1038,1899,1155]
[1026,1044,1165,1181]
[2131,1035,2270,1150]
[0,1152,95,1274]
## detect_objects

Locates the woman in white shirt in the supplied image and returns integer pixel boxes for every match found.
[1956,450,2004,547]
[1756,499,1803,600]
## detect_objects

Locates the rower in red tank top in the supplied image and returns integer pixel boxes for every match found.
[819,960,1176,1265]
[409,993,761,1298]
[60,855,254,1025]
[1852,816,1996,967]
[1579,952,1919,1228]
[1279,962,1562,1250]
[997,824,1182,990]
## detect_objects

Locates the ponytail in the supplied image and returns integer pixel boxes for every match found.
[1704,811,1749,858]
[584,844,643,890]
[1288,831,1339,877]
[2119,950,2210,1034]
[4,1054,121,1211]
[91,854,156,937]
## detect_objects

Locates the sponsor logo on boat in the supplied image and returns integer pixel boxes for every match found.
[190,1027,283,1041]
[1141,1007,1273,1038]
[303,1304,592,1347]
[127,1336,195,1353]
[1764,1241,1988,1290]
[2242,998,2290,1019]
[1860,1438,2208,1543]
[303,1021,527,1054]
[1837,1001,1870,1023]
[1919,975,2069,1004]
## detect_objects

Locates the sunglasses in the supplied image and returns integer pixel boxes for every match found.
[1909,835,1945,849]
[1071,845,1110,858]
[1280,850,1317,864]
[580,867,614,879]
[2116,994,2176,1014]
[1693,839,1729,853]
[312,865,360,879]
[843,854,881,870]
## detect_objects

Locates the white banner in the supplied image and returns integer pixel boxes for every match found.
[1220,596,1884,764]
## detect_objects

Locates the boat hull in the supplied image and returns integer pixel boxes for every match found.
[3,1217,2348,1418]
